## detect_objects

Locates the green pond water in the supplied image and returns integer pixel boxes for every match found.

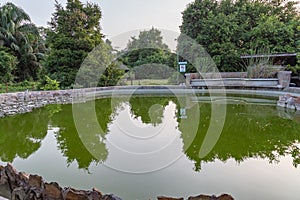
[1,94,300,199]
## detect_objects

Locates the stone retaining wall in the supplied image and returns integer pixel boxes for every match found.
[0,86,184,118]
[277,94,300,110]
[0,90,75,117]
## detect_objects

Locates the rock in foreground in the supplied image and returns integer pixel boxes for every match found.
[0,163,234,200]
[0,163,120,200]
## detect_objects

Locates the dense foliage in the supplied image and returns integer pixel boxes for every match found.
[74,40,125,88]
[0,48,17,92]
[119,28,177,79]
[38,75,60,91]
[180,0,300,72]
[0,1,123,91]
[44,0,104,88]
[0,0,299,92]
[0,81,37,93]
[0,3,46,81]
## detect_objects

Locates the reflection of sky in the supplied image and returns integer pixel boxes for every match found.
[1,104,300,200]
[105,102,183,173]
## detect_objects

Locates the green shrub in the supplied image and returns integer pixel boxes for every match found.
[0,81,38,93]
[39,76,60,91]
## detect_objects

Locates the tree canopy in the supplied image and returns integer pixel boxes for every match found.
[126,28,169,50]
[119,27,176,79]
[180,0,300,72]
[0,2,46,81]
[0,0,299,91]
[44,0,104,88]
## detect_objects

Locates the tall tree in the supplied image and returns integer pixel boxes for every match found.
[180,0,300,72]
[0,3,45,81]
[45,0,103,88]
[119,27,176,79]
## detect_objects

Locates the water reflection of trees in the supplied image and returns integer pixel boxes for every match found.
[180,103,300,171]
[1,96,300,172]
[51,98,122,170]
[51,96,174,169]
[51,104,98,169]
[129,96,171,125]
[0,109,48,162]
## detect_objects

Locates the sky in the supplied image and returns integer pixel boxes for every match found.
[0,0,195,50]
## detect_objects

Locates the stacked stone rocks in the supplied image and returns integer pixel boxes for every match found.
[277,94,300,110]
[0,164,235,200]
[0,90,74,117]
[0,163,121,200]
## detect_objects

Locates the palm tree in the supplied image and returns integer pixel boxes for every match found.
[0,3,45,81]
[0,2,31,50]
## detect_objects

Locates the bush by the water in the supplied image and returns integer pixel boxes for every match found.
[0,76,60,93]
[0,81,38,93]
[38,76,60,91]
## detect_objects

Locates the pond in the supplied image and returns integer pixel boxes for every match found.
[1,93,300,200]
